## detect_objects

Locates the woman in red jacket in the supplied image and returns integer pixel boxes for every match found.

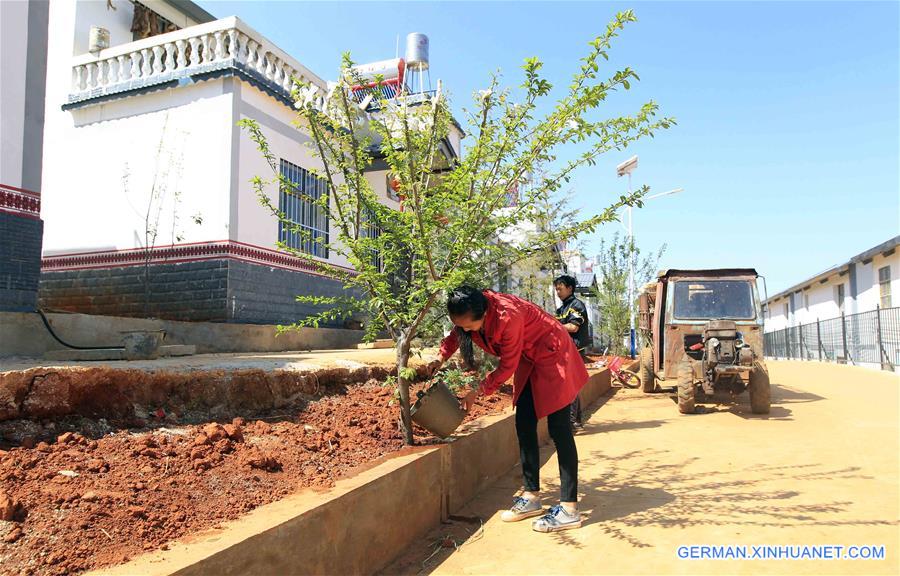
[434,286,589,532]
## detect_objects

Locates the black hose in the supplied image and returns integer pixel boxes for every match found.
[36,308,124,350]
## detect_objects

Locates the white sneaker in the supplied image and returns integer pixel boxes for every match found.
[532,504,582,532]
[500,495,544,522]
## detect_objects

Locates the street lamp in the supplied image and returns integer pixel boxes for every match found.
[616,154,683,358]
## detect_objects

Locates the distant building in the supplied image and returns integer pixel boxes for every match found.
[561,248,592,275]
[763,236,899,331]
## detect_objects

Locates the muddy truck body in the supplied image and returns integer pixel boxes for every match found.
[638,269,770,414]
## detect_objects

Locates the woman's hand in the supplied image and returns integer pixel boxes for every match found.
[424,357,444,377]
[460,389,479,412]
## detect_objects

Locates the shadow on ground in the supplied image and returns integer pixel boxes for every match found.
[654,382,826,421]
[385,368,897,574]
[544,447,892,550]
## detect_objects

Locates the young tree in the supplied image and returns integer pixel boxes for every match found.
[122,112,194,317]
[241,10,674,444]
[592,232,666,355]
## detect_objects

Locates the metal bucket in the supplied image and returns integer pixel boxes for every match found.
[410,381,466,439]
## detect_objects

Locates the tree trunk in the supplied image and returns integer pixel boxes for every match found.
[143,254,151,318]
[396,335,415,445]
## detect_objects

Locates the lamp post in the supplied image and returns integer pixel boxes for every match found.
[616,155,683,358]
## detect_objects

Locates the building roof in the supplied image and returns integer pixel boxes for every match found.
[763,235,899,305]
[658,268,759,279]
[575,272,597,295]
[576,272,596,286]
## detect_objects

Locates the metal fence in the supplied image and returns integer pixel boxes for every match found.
[764,307,900,371]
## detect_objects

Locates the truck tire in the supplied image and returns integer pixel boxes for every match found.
[640,348,655,393]
[677,360,695,414]
[749,361,771,414]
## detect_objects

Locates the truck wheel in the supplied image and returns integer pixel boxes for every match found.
[749,361,771,414]
[640,348,655,393]
[677,360,695,414]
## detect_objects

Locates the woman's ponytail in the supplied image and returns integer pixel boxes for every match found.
[456,326,476,370]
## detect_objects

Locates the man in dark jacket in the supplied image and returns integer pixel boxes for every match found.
[554,275,590,430]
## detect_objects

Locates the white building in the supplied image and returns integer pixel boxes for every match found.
[34,0,461,325]
[562,249,592,275]
[0,0,48,312]
[764,235,899,331]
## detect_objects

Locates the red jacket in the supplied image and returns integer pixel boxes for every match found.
[440,290,589,419]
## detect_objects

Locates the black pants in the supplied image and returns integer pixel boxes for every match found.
[515,383,579,503]
[569,351,590,425]
[570,395,583,425]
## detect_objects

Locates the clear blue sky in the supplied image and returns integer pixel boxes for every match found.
[198,0,899,295]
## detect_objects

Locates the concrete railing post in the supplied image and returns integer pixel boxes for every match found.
[816,318,823,361]
[840,312,848,364]
[876,305,886,370]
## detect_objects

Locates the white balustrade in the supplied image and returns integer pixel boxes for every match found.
[130,52,141,80]
[73,65,84,91]
[200,34,211,65]
[227,29,238,61]
[214,31,226,61]
[188,37,201,67]
[255,47,267,76]
[106,58,117,85]
[272,56,282,86]
[68,17,325,104]
[164,43,176,72]
[140,48,152,78]
[281,63,292,92]
[151,46,164,74]
[245,38,257,70]
[116,55,128,82]
[175,39,188,68]
[95,61,106,87]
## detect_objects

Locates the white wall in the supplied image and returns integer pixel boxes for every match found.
[364,169,398,207]
[70,0,209,57]
[42,81,234,254]
[41,0,448,274]
[854,260,873,313]
[447,124,463,158]
[858,251,899,311]
[1,0,28,189]
[767,282,841,331]
[793,277,846,325]
[236,82,401,271]
[42,0,234,255]
[765,250,900,333]
[235,82,343,263]
[563,251,588,274]
[72,0,136,55]
[764,295,792,332]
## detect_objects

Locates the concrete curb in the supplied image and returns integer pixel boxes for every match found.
[92,369,611,576]
[0,311,364,359]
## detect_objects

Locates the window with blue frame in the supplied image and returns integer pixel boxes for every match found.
[279,159,329,258]
[360,205,382,270]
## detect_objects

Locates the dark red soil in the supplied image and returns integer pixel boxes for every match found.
[0,381,512,576]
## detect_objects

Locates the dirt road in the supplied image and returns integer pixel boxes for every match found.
[385,361,899,575]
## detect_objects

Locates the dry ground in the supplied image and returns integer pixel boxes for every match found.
[385,361,899,575]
